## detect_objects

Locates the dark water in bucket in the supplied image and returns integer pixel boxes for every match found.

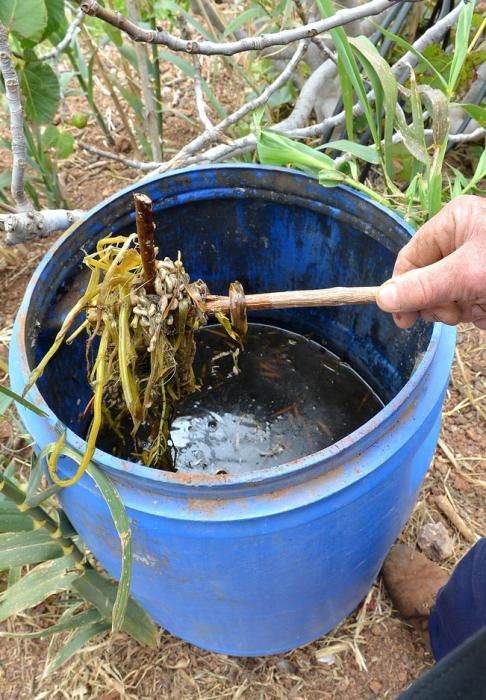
[92,323,383,474]
[169,323,383,475]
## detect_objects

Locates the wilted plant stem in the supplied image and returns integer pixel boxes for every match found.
[134,193,157,294]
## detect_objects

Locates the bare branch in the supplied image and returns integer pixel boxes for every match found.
[78,142,158,169]
[40,9,84,61]
[0,22,31,212]
[2,209,85,245]
[161,40,309,170]
[447,127,485,143]
[193,55,214,130]
[77,0,405,56]
[177,14,214,131]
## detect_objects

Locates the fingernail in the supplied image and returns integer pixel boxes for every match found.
[377,282,400,312]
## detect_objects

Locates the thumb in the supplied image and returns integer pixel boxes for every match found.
[376,249,469,313]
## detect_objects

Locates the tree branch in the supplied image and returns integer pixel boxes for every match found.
[77,0,407,56]
[40,8,84,61]
[2,209,85,245]
[0,22,31,212]
[161,39,309,170]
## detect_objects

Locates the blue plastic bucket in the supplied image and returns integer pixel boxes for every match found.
[9,165,455,655]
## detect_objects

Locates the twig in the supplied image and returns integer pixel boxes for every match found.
[77,0,405,55]
[170,1,467,166]
[160,39,308,170]
[80,25,142,156]
[177,14,213,131]
[40,8,84,61]
[193,55,214,130]
[133,193,157,294]
[78,142,158,169]
[434,494,478,543]
[0,23,31,212]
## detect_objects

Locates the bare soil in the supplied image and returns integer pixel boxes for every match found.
[0,41,485,700]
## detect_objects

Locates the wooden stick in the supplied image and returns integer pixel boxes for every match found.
[205,286,379,314]
[434,495,478,544]
[133,193,157,295]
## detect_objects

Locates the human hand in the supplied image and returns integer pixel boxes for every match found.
[376,195,486,330]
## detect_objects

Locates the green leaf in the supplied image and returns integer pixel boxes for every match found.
[0,608,102,640]
[336,54,355,141]
[462,148,486,194]
[448,1,475,96]
[257,130,335,175]
[42,125,60,150]
[395,105,429,165]
[44,0,67,42]
[0,556,79,622]
[223,6,265,37]
[0,530,63,568]
[85,463,131,633]
[371,22,448,91]
[418,85,449,146]
[0,0,47,41]
[317,0,378,145]
[104,25,123,47]
[457,103,486,129]
[56,132,74,159]
[348,35,398,178]
[46,620,111,672]
[322,139,381,164]
[73,569,158,647]
[25,452,61,508]
[20,62,60,125]
[0,513,34,533]
[7,566,21,587]
[0,384,47,417]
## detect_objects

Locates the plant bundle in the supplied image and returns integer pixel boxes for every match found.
[24,194,239,484]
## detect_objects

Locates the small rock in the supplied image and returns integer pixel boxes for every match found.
[275,658,298,675]
[452,474,470,493]
[397,670,408,684]
[369,680,382,695]
[417,521,453,561]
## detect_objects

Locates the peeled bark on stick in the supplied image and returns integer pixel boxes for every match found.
[133,193,157,295]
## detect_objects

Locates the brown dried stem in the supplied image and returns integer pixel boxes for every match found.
[133,193,157,295]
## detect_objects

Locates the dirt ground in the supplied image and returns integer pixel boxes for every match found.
[0,38,485,700]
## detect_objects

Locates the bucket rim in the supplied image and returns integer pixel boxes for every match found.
[12,163,454,489]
